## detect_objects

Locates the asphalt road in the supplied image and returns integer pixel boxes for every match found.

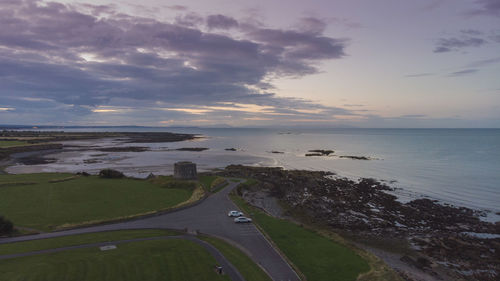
[0,181,300,281]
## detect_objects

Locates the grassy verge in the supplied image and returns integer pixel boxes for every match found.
[211,182,229,193]
[199,175,218,190]
[0,174,194,231]
[200,235,272,281]
[0,229,179,255]
[0,239,231,281]
[230,194,370,281]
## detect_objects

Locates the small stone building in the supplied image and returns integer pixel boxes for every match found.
[174,161,197,179]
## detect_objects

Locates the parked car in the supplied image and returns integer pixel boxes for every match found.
[234,217,252,223]
[228,210,243,217]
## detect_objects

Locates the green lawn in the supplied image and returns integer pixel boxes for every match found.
[200,236,272,281]
[0,239,231,281]
[0,174,193,231]
[0,230,179,255]
[0,140,31,148]
[231,195,370,281]
[0,230,272,281]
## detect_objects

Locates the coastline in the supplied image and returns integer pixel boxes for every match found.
[1,130,499,280]
[2,129,500,219]
[220,165,500,281]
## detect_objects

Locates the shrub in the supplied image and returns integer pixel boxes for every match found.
[98,169,125,179]
[0,216,14,236]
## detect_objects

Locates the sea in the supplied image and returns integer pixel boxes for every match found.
[6,127,500,220]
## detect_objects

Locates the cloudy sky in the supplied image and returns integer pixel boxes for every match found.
[0,0,499,127]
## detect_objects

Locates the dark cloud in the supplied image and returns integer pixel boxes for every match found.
[0,0,350,124]
[469,0,500,17]
[246,27,347,63]
[433,36,486,53]
[206,14,239,30]
[448,69,479,76]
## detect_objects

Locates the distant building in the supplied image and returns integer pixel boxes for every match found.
[174,161,197,179]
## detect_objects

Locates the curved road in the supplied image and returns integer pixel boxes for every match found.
[0,181,300,281]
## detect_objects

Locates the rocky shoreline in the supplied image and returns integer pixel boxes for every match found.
[219,165,500,281]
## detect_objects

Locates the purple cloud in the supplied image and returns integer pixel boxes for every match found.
[434,36,486,53]
[470,0,500,17]
[0,0,350,124]
[206,14,239,30]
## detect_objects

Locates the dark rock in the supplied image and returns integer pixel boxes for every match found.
[225,148,237,151]
[176,147,209,152]
[308,149,334,156]
[98,169,124,179]
[268,151,284,154]
[339,155,370,160]
[305,153,322,157]
[218,165,500,281]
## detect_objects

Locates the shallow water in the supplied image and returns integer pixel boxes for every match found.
[7,128,500,218]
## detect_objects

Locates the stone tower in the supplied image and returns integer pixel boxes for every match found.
[173,161,197,179]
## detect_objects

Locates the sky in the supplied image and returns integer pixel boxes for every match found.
[0,0,499,128]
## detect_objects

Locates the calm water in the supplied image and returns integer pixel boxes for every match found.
[7,128,500,217]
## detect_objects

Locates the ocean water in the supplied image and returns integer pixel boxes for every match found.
[7,128,500,218]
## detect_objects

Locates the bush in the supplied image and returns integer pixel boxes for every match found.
[0,216,14,236]
[98,169,125,179]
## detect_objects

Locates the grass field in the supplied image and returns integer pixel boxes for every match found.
[0,239,231,281]
[0,140,31,148]
[200,236,272,281]
[231,195,370,281]
[0,174,193,231]
[0,230,272,281]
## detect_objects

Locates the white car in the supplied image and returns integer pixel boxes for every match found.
[228,210,243,217]
[234,217,252,223]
